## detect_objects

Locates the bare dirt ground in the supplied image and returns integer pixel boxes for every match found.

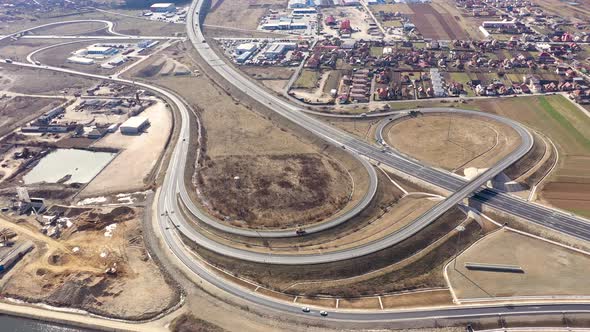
[205,0,285,30]
[381,289,453,309]
[170,313,227,332]
[0,65,97,95]
[0,146,44,184]
[430,0,484,39]
[0,207,178,320]
[133,53,192,78]
[82,100,172,196]
[407,4,469,40]
[447,229,590,299]
[386,114,521,173]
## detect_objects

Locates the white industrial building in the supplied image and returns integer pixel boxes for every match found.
[150,3,176,13]
[67,56,95,65]
[235,42,258,55]
[87,46,118,55]
[289,0,309,8]
[120,116,150,135]
[264,42,297,59]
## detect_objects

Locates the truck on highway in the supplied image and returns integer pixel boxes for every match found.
[4,59,12,64]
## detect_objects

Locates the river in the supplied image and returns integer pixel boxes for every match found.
[0,315,98,332]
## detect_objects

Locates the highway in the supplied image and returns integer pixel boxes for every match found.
[7,17,590,324]
[184,0,590,254]
[183,0,590,261]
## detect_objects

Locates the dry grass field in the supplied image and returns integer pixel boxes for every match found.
[0,65,97,95]
[30,21,108,36]
[205,0,286,30]
[475,95,590,217]
[535,0,590,23]
[447,229,590,299]
[126,43,361,230]
[240,66,294,94]
[385,114,521,173]
[198,154,351,229]
[0,96,63,137]
[0,39,57,61]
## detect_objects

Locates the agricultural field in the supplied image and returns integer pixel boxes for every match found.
[475,95,590,217]
[535,0,590,24]
[406,4,469,40]
[448,229,590,299]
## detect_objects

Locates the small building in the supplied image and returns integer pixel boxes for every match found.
[264,42,297,59]
[35,106,65,125]
[120,116,150,135]
[292,8,317,15]
[108,56,126,66]
[138,40,156,48]
[150,3,176,13]
[236,51,253,64]
[235,42,258,55]
[67,56,95,65]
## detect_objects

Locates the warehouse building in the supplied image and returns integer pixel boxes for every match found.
[67,56,95,65]
[236,51,253,63]
[87,46,118,56]
[264,42,297,59]
[150,3,176,13]
[235,42,258,55]
[120,116,150,135]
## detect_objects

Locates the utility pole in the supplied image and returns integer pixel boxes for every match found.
[454,225,465,270]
